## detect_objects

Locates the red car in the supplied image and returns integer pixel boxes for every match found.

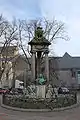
[0,88,9,94]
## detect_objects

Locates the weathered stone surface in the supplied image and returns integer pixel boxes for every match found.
[36,85,46,98]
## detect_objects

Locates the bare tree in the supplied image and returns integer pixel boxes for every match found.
[17,18,69,66]
[0,15,69,87]
[0,15,19,87]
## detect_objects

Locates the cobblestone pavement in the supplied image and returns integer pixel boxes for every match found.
[0,93,80,120]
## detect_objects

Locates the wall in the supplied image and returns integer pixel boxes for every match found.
[1,62,13,88]
[58,70,77,88]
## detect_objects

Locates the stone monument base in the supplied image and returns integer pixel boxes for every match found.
[36,85,46,98]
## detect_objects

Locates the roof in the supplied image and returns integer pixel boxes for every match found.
[49,52,80,70]
[0,46,17,51]
[0,55,19,62]
[28,37,51,45]
[0,46,18,57]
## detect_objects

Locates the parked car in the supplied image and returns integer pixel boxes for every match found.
[0,88,9,94]
[9,88,23,95]
[16,88,23,94]
[58,87,69,94]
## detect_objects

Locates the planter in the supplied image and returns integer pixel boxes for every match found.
[2,93,77,109]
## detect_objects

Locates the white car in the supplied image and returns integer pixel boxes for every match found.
[58,87,69,94]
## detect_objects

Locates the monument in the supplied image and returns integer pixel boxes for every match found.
[28,27,51,98]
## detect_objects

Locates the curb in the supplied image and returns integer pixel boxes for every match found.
[1,95,80,112]
[1,102,80,112]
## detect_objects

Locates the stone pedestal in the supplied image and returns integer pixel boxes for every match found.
[36,85,46,98]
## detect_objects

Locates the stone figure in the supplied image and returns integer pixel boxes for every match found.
[38,74,46,85]
[53,85,58,97]
[35,74,46,85]
[35,27,43,39]
[23,85,36,98]
[46,84,53,98]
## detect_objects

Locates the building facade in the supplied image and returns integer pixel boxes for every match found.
[50,52,80,88]
[0,45,80,89]
[0,46,19,88]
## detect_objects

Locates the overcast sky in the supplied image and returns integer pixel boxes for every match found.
[0,0,80,56]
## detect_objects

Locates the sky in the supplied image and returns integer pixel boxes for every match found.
[0,0,80,56]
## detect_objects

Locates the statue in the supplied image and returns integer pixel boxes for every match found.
[46,84,53,98]
[35,27,44,40]
[35,74,46,85]
[38,74,46,85]
[36,74,46,98]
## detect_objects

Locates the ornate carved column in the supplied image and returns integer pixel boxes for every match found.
[45,51,49,82]
[31,51,36,82]
[37,51,41,78]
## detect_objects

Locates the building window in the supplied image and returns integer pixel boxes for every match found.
[77,71,80,84]
[78,71,80,74]
[71,69,76,77]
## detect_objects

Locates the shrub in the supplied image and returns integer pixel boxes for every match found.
[3,93,77,109]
